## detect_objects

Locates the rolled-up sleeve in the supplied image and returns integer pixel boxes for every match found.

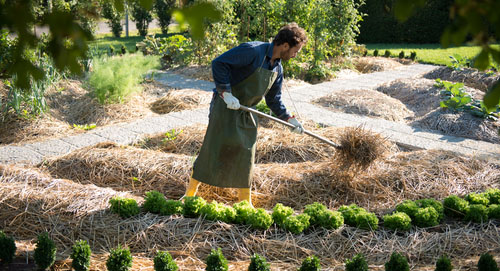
[265,71,291,120]
[211,44,258,94]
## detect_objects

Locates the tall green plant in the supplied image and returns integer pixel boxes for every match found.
[154,0,176,35]
[106,245,133,271]
[0,230,16,264]
[34,232,57,271]
[129,0,153,36]
[71,240,91,271]
[101,0,124,37]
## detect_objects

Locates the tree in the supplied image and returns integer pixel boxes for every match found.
[129,0,153,36]
[155,0,176,35]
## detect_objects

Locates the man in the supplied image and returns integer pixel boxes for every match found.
[182,23,307,206]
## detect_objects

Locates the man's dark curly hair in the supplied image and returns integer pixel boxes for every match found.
[273,22,308,47]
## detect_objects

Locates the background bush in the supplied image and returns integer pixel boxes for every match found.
[129,0,153,36]
[154,0,176,35]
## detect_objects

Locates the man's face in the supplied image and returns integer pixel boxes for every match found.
[281,42,304,61]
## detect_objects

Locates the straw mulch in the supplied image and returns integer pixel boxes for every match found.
[423,66,500,92]
[352,56,404,73]
[150,88,212,114]
[171,65,213,82]
[314,89,414,122]
[2,163,500,270]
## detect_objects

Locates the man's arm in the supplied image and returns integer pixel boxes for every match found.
[212,43,257,94]
[265,71,292,121]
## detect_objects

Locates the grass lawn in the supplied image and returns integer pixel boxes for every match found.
[364,43,500,67]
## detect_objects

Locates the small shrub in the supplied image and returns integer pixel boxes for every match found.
[414,207,440,227]
[416,199,444,221]
[183,196,207,217]
[355,211,379,230]
[0,230,16,264]
[478,253,499,271]
[248,253,270,271]
[272,203,294,226]
[465,204,489,223]
[106,245,133,271]
[71,240,91,271]
[443,195,469,218]
[383,212,412,231]
[34,232,57,271]
[345,253,368,271]
[398,51,404,59]
[435,255,453,271]
[154,250,178,271]
[410,51,417,60]
[384,50,391,57]
[465,193,489,206]
[299,255,320,271]
[109,197,140,218]
[304,202,328,226]
[283,214,311,234]
[318,210,344,230]
[247,208,273,230]
[395,200,419,219]
[373,49,379,57]
[161,200,184,216]
[143,191,167,214]
[484,188,500,204]
[233,200,255,224]
[339,204,366,226]
[488,204,500,219]
[385,252,409,271]
[205,248,228,271]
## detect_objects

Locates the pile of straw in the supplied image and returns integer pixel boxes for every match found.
[150,88,212,114]
[424,66,500,92]
[353,57,404,74]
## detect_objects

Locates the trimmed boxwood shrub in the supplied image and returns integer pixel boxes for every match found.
[385,252,409,271]
[435,255,453,271]
[345,253,368,271]
[154,250,178,271]
[396,200,419,219]
[488,204,500,219]
[283,214,310,234]
[384,50,391,57]
[233,200,255,225]
[383,212,412,231]
[398,51,405,59]
[206,248,228,271]
[272,203,294,226]
[143,191,167,214]
[304,202,328,226]
[183,196,207,218]
[318,210,344,230]
[410,51,417,61]
[248,253,270,271]
[298,255,320,271]
[443,195,469,218]
[106,245,133,271]
[34,232,57,271]
[478,253,499,271]
[161,200,184,216]
[109,197,140,218]
[0,230,16,264]
[355,211,379,230]
[465,193,489,206]
[373,49,379,57]
[71,240,91,271]
[465,204,489,223]
[414,207,440,227]
[247,208,273,230]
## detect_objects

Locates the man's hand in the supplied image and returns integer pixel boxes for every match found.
[221,92,240,110]
[287,117,304,134]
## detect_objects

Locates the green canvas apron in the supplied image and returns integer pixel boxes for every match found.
[192,54,278,188]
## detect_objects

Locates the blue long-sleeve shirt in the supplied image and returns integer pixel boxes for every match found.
[211,41,291,120]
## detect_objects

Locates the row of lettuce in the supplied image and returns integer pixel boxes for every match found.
[110,188,500,233]
[0,230,498,271]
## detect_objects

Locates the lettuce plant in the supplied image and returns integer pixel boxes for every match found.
[465,204,488,223]
[395,200,419,219]
[143,191,167,214]
[414,207,439,227]
[109,197,140,218]
[318,210,344,230]
[465,193,489,206]
[416,199,444,221]
[487,204,500,219]
[484,189,500,205]
[355,211,379,230]
[443,195,469,218]
[304,202,328,226]
[272,203,294,227]
[283,214,310,234]
[183,196,206,218]
[339,204,366,226]
[161,200,184,216]
[233,200,255,224]
[247,208,273,230]
[383,212,412,231]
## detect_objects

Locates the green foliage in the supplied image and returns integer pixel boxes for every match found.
[161,200,184,216]
[247,208,273,230]
[478,253,499,271]
[414,207,439,227]
[101,1,124,37]
[355,211,379,230]
[71,240,91,271]
[183,196,207,217]
[339,204,366,226]
[345,253,369,271]
[305,62,334,83]
[443,195,469,218]
[34,232,57,271]
[384,50,391,57]
[398,51,405,59]
[143,191,167,214]
[298,255,321,271]
[73,123,97,130]
[0,30,15,77]
[272,203,294,226]
[0,230,16,264]
[248,253,270,271]
[154,250,178,271]
[129,0,153,36]
[303,202,328,226]
[318,210,344,230]
[448,54,472,71]
[435,255,453,271]
[205,248,228,271]
[487,204,500,220]
[283,214,310,234]
[233,200,255,224]
[410,51,417,61]
[106,245,133,271]
[88,54,160,104]
[385,252,409,271]
[485,189,500,205]
[395,200,419,219]
[201,201,227,221]
[256,100,271,115]
[383,212,412,231]
[465,193,490,206]
[465,204,489,223]
[373,49,379,57]
[154,0,176,35]
[416,199,444,221]
[137,35,194,68]
[109,196,140,218]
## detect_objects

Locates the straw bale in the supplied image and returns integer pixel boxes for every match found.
[314,89,413,122]
[414,109,500,143]
[150,88,212,114]
[423,66,500,92]
[353,57,404,73]
[171,65,213,81]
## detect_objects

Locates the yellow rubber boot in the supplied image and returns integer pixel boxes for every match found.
[238,188,252,206]
[183,178,201,198]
